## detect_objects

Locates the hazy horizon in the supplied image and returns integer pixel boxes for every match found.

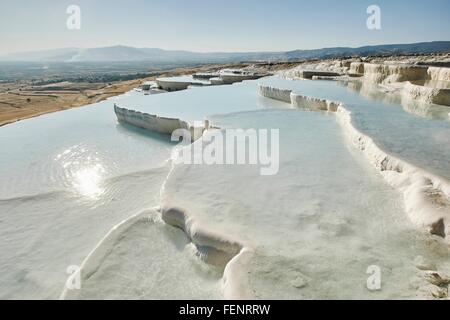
[1,0,449,55]
[3,40,450,57]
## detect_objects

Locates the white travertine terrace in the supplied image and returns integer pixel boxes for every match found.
[114,104,207,140]
[311,75,341,80]
[114,104,190,134]
[349,62,365,76]
[161,207,243,267]
[287,60,450,106]
[356,64,450,106]
[74,69,450,299]
[222,248,254,299]
[259,84,450,239]
[292,70,341,79]
[362,63,428,84]
[403,81,450,106]
[117,70,270,138]
[428,67,450,81]
[57,76,450,300]
[156,78,201,91]
[339,79,450,119]
[7,65,450,299]
[193,72,220,80]
[156,69,269,91]
[336,107,450,238]
[258,84,339,111]
[219,72,265,84]
[364,65,450,107]
[291,93,339,112]
[360,64,450,85]
[257,85,292,103]
[209,77,225,85]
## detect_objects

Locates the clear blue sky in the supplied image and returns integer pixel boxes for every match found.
[0,0,449,54]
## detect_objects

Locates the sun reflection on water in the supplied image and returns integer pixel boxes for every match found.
[72,164,106,198]
[55,145,107,199]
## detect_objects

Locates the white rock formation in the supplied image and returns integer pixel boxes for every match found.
[283,61,450,106]
[161,207,243,267]
[114,104,210,142]
[292,70,341,79]
[259,84,450,239]
[428,67,450,82]
[258,85,292,103]
[156,78,195,91]
[363,63,428,84]
[258,84,338,111]
[210,77,225,85]
[222,248,254,299]
[403,81,450,106]
[114,104,190,134]
[311,75,341,80]
[290,92,339,112]
[349,62,365,76]
[336,106,450,238]
[219,73,264,84]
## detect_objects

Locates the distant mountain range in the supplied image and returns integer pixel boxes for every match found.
[1,41,450,63]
